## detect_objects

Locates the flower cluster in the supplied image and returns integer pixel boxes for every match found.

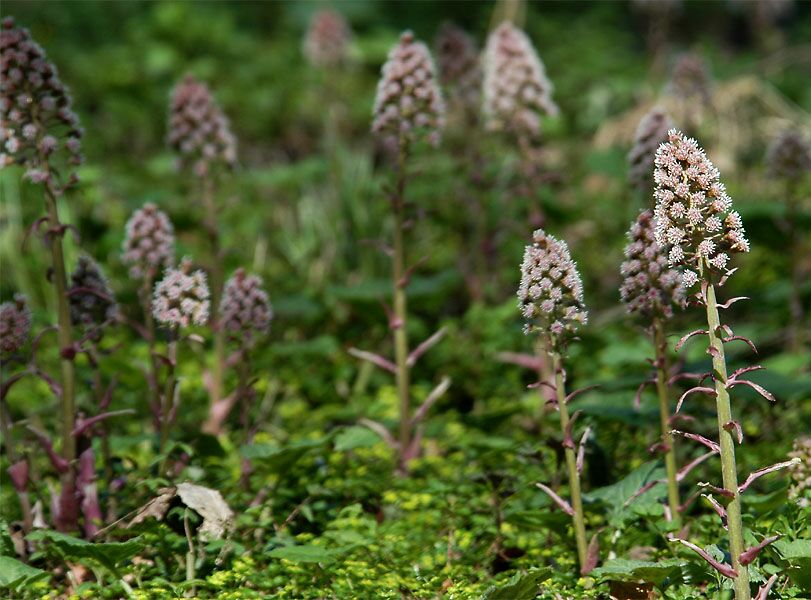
[788,437,811,508]
[69,256,118,339]
[371,31,445,149]
[167,74,237,177]
[0,17,83,191]
[518,229,587,348]
[620,210,686,319]
[628,107,673,189]
[121,203,175,280]
[220,268,272,347]
[653,129,749,287]
[482,22,558,142]
[668,53,712,106]
[435,23,481,116]
[766,130,811,183]
[152,258,210,329]
[0,294,31,356]
[303,9,351,69]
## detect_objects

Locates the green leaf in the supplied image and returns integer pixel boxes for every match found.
[334,426,381,451]
[241,438,328,474]
[26,530,141,574]
[585,461,665,526]
[773,539,811,590]
[591,558,684,589]
[0,555,48,590]
[482,568,552,600]
[268,545,337,563]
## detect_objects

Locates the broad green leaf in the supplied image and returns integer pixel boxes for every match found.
[241,438,328,474]
[0,555,48,589]
[591,558,684,588]
[773,539,811,590]
[482,568,552,600]
[586,461,665,526]
[334,426,381,451]
[269,545,337,563]
[26,530,141,574]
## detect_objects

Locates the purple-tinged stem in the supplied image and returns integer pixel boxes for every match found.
[653,318,680,524]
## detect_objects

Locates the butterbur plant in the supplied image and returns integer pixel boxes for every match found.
[435,22,481,124]
[217,268,272,481]
[1,16,84,531]
[653,129,796,599]
[152,257,210,476]
[628,107,673,192]
[168,74,236,416]
[518,229,592,574]
[303,9,352,69]
[620,210,686,523]
[482,21,558,149]
[667,53,712,134]
[355,31,450,471]
[765,130,810,350]
[204,268,272,437]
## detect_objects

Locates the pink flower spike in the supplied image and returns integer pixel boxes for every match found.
[672,538,738,579]
[739,459,801,494]
[535,482,574,516]
[739,535,780,566]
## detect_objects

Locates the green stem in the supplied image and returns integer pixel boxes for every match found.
[653,318,681,525]
[704,281,750,600]
[46,189,77,530]
[786,182,804,352]
[202,176,225,410]
[393,149,411,468]
[552,351,588,572]
[158,330,178,477]
[142,275,161,432]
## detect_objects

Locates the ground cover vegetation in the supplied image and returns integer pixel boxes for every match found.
[1,1,810,598]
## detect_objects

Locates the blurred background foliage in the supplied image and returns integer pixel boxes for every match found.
[1,0,810,597]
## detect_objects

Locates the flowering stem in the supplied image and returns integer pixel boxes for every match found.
[202,175,226,411]
[704,281,750,599]
[45,187,78,531]
[653,318,680,525]
[0,399,33,530]
[89,349,116,522]
[552,351,588,572]
[393,147,411,469]
[786,182,804,352]
[158,329,178,477]
[141,275,161,430]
